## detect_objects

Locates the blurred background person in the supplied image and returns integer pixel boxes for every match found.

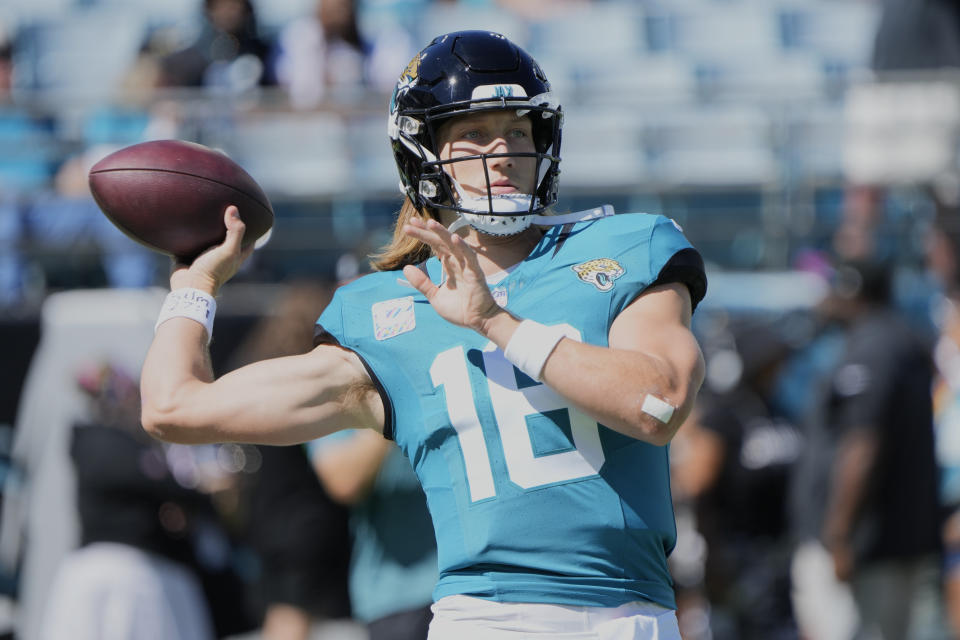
[272,0,412,109]
[797,259,941,640]
[0,23,14,103]
[871,0,960,73]
[0,288,169,640]
[161,0,274,92]
[672,318,802,639]
[226,280,356,640]
[926,205,960,638]
[311,429,437,640]
[40,362,216,640]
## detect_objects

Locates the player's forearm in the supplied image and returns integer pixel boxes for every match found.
[140,319,216,442]
[542,337,703,446]
[481,310,703,445]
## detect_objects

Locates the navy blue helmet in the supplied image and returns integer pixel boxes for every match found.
[388,31,563,234]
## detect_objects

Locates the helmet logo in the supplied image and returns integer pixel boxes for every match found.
[572,259,625,292]
[390,53,422,114]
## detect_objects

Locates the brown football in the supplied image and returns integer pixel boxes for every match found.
[88,139,274,261]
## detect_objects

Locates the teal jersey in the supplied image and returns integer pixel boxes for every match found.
[315,212,706,610]
[309,433,438,623]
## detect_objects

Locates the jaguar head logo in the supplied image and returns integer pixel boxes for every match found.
[571,258,625,292]
[390,53,421,114]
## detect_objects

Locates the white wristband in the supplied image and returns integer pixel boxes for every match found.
[155,288,217,345]
[503,319,567,381]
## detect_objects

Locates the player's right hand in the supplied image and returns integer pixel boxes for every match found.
[401,216,504,334]
[170,206,254,295]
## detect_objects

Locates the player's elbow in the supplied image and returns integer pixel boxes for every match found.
[141,402,187,443]
[140,396,207,444]
[629,405,681,447]
[630,392,689,446]
[140,403,175,442]
[631,355,704,447]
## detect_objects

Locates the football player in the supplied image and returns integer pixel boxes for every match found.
[141,31,707,639]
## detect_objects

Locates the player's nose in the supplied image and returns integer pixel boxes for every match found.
[485,138,515,167]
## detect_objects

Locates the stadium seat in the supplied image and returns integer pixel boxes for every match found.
[0,108,58,192]
[416,4,529,49]
[644,104,778,187]
[15,8,146,102]
[250,0,315,36]
[668,4,781,59]
[782,103,845,180]
[576,54,696,105]
[227,111,351,197]
[82,107,151,147]
[347,114,402,196]
[843,80,960,185]
[2,0,74,25]
[695,51,825,103]
[90,0,197,29]
[780,0,881,69]
[528,3,645,65]
[560,105,648,188]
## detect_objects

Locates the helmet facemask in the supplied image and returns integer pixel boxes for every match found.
[393,96,562,236]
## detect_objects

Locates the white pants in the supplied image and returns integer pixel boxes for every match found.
[40,543,214,640]
[791,540,859,640]
[428,595,681,639]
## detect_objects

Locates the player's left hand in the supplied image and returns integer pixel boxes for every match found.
[401,217,503,333]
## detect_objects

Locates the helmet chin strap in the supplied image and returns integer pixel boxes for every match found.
[441,162,611,236]
[449,194,538,236]
[447,203,615,236]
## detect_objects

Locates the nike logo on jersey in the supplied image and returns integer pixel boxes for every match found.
[372,296,416,340]
[571,258,625,292]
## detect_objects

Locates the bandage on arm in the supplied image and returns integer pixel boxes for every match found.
[641,394,676,424]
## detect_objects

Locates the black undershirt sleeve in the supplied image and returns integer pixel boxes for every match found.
[650,248,708,311]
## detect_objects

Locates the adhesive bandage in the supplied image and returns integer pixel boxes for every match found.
[503,319,567,381]
[641,395,676,424]
[154,288,217,345]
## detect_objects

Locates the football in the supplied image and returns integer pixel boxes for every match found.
[88,139,274,261]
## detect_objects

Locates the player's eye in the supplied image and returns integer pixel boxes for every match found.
[508,128,529,138]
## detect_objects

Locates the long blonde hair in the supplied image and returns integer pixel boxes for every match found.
[369,197,440,271]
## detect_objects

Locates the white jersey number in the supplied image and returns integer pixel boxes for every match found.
[429,325,605,502]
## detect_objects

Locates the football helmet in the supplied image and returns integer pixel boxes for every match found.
[388,31,563,236]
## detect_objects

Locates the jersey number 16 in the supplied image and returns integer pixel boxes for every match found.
[430,325,606,502]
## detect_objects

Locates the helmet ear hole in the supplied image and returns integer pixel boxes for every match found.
[419,180,438,199]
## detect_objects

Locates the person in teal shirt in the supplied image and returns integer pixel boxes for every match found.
[310,429,437,640]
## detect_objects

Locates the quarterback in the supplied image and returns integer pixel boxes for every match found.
[141,31,706,638]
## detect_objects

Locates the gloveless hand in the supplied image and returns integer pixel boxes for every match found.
[170,206,254,295]
[401,217,506,335]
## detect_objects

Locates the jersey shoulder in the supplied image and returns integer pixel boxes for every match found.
[334,269,409,304]
[557,211,705,309]
[561,211,686,252]
[316,269,413,343]
[586,210,684,236]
